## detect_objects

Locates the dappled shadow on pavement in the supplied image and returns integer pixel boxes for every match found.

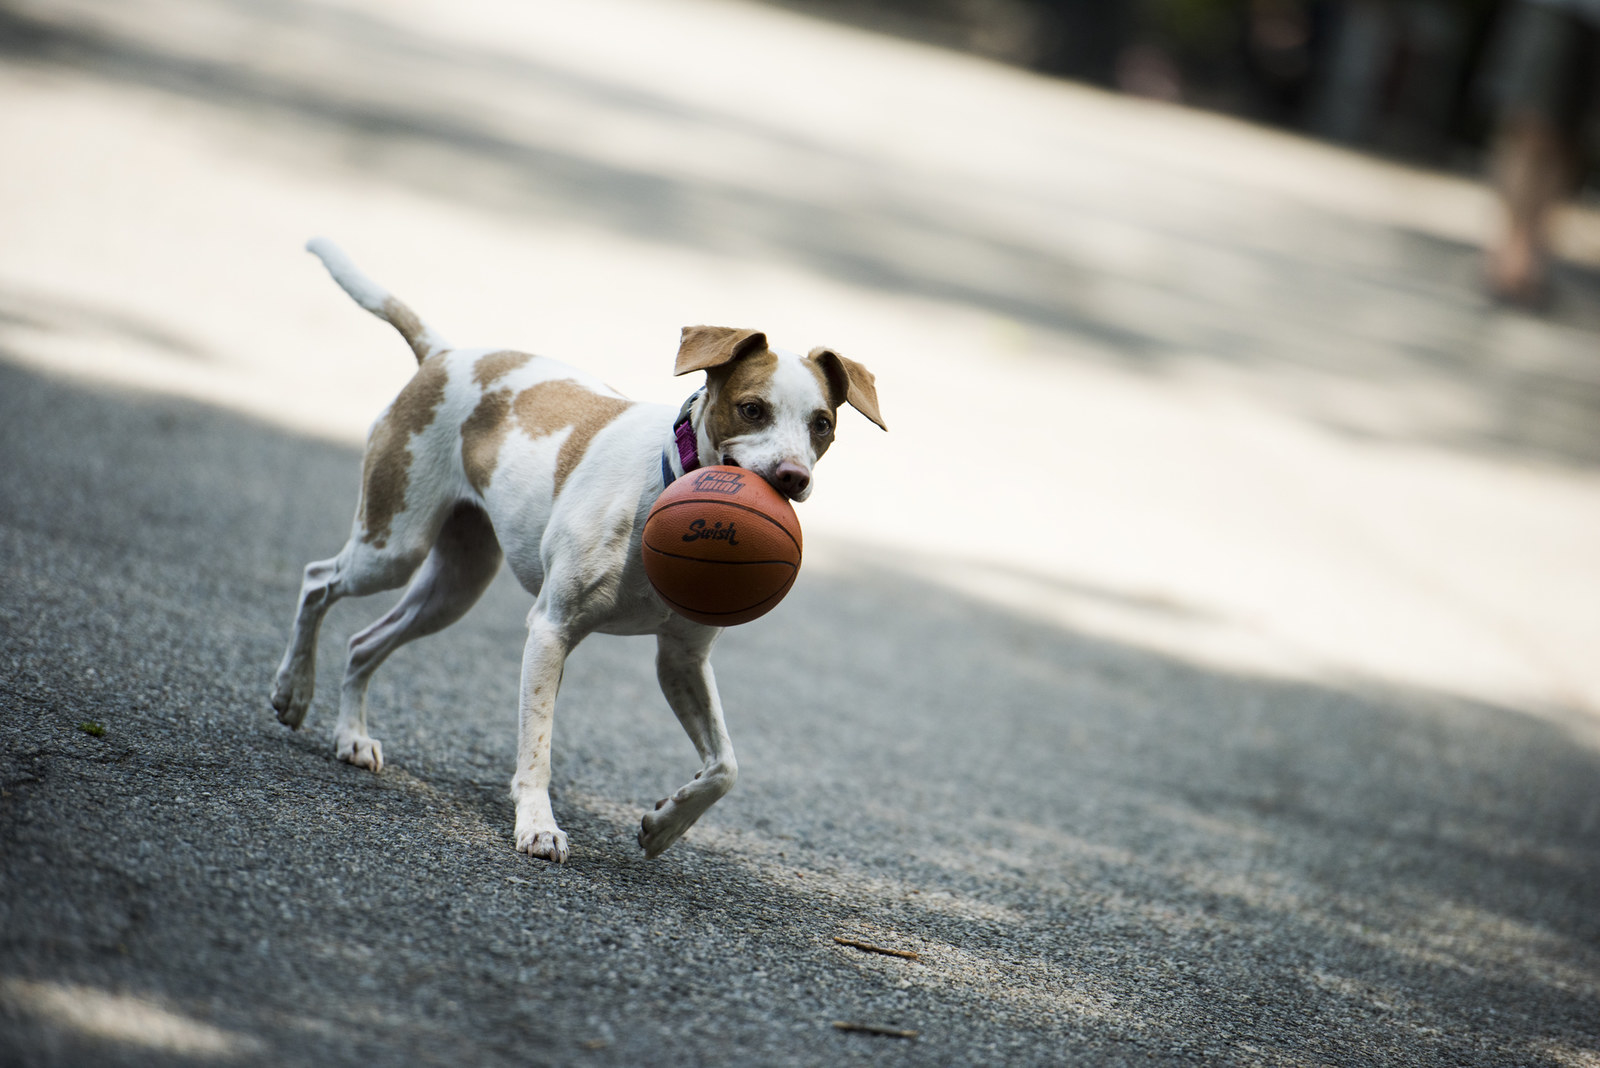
[2,361,1596,1065]
[3,0,1600,469]
[0,285,217,365]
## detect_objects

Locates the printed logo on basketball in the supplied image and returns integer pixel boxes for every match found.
[692,469,747,495]
[682,518,740,546]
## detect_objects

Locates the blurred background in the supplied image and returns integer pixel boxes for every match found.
[770,0,1589,169]
[771,0,1600,304]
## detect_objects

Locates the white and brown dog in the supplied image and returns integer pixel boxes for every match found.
[271,240,884,862]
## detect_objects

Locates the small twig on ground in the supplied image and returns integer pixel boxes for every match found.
[833,936,920,961]
[833,1021,919,1039]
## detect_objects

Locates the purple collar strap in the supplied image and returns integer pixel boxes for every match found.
[661,389,704,486]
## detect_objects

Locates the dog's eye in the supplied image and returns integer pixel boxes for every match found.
[738,402,766,422]
[812,415,833,437]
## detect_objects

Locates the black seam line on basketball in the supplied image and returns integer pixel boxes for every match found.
[650,500,801,552]
[643,546,798,568]
[658,574,798,618]
[658,569,799,614]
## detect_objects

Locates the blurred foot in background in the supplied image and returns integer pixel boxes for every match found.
[1484,0,1599,308]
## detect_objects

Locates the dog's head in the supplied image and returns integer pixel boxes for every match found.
[675,326,885,502]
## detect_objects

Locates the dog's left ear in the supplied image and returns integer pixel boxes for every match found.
[809,347,886,431]
[675,326,769,376]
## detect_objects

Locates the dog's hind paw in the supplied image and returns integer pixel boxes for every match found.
[269,679,311,730]
[334,728,384,773]
[638,800,693,859]
[516,827,569,864]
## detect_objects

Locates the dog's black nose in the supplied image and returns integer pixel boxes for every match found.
[772,462,810,499]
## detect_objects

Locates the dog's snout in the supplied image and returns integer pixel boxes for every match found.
[772,462,810,500]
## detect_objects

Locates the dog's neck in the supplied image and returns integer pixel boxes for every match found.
[660,388,704,486]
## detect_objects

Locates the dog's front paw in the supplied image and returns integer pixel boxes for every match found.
[516,826,569,864]
[334,728,384,773]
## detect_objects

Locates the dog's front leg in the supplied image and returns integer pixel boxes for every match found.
[639,627,738,858]
[511,606,575,863]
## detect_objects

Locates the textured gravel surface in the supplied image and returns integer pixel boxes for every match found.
[3,363,1599,1066]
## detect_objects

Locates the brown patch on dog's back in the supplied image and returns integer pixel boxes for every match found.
[461,388,513,493]
[473,350,532,388]
[360,354,450,547]
[459,352,538,492]
[512,379,634,493]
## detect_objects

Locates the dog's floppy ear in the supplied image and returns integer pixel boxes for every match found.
[810,347,886,431]
[675,326,768,376]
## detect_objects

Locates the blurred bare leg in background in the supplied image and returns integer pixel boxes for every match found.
[1482,0,1598,308]
[1487,111,1572,306]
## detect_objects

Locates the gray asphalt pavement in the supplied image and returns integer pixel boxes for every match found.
[4,0,1600,1064]
[3,363,1598,1066]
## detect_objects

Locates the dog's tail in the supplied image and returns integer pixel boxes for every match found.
[305,238,450,364]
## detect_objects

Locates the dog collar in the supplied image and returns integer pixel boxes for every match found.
[660,389,704,486]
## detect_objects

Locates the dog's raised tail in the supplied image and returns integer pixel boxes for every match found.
[305,238,449,364]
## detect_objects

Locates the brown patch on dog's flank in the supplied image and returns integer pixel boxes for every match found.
[512,379,634,493]
[473,350,532,388]
[360,355,449,547]
[461,388,513,493]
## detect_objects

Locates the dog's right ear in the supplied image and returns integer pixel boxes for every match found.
[675,326,768,376]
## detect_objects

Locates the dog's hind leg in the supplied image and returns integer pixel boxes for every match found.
[270,530,423,734]
[334,504,503,772]
[638,626,738,858]
[274,329,465,758]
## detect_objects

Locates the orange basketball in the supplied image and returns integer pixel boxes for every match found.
[642,466,803,626]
